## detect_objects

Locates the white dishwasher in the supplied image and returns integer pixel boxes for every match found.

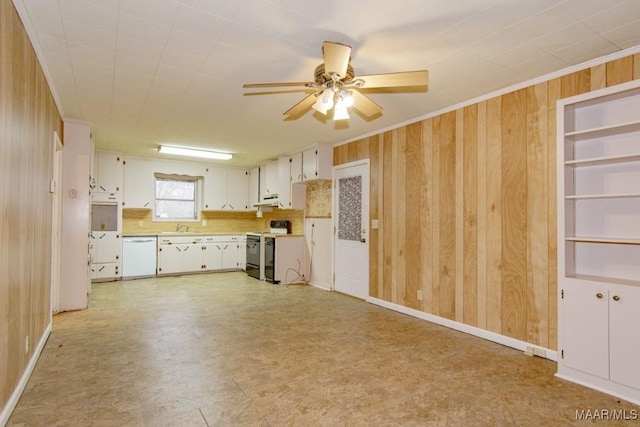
[122,236,157,279]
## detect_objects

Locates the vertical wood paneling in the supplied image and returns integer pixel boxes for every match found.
[382,132,393,302]
[486,97,503,334]
[332,52,640,352]
[455,109,464,322]
[547,77,562,351]
[369,136,380,299]
[476,102,488,329]
[396,128,407,305]
[438,111,457,320]
[421,119,434,313]
[526,83,549,347]
[1,0,62,413]
[501,89,528,341]
[590,64,606,90]
[405,123,422,309]
[463,105,478,326]
[606,56,634,87]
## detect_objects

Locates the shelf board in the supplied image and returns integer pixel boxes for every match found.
[565,193,640,200]
[565,153,640,167]
[565,120,640,139]
[566,274,640,287]
[566,236,640,245]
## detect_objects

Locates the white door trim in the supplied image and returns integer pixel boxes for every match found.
[50,131,63,316]
[332,159,370,299]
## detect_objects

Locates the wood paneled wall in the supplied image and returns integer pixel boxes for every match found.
[0,0,62,415]
[334,53,640,350]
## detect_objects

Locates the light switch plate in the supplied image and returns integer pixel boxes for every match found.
[371,219,379,229]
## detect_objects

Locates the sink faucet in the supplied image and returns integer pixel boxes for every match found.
[176,224,189,232]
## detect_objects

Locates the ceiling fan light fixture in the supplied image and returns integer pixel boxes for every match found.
[340,90,354,107]
[333,100,350,120]
[158,145,232,160]
[318,88,335,109]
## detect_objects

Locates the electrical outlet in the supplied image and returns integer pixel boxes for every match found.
[417,290,423,301]
[533,348,546,358]
[202,220,207,226]
[138,220,143,227]
[524,346,534,356]
[25,336,29,354]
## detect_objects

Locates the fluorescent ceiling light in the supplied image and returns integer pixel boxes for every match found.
[158,145,232,160]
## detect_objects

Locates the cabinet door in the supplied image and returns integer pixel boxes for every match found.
[123,158,154,209]
[264,160,279,196]
[238,237,246,270]
[278,157,291,209]
[96,151,122,193]
[204,166,227,210]
[93,231,120,263]
[562,281,609,379]
[291,152,303,183]
[248,167,259,210]
[226,169,248,211]
[302,148,317,181]
[158,244,201,274]
[221,243,239,269]
[609,284,640,390]
[93,263,119,280]
[202,243,222,271]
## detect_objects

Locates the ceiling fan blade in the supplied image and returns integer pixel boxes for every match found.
[357,70,429,89]
[283,92,318,116]
[243,82,314,89]
[351,90,382,117]
[323,41,351,78]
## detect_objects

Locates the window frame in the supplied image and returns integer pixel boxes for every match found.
[153,174,201,221]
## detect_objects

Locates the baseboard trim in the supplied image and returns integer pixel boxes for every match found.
[307,281,332,291]
[367,297,557,362]
[0,322,52,427]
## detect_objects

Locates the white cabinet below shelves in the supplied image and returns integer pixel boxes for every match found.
[202,236,240,271]
[560,280,640,397]
[157,242,202,275]
[158,235,242,275]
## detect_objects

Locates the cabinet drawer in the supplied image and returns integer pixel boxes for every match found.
[203,235,239,243]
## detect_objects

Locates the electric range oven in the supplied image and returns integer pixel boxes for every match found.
[246,232,263,280]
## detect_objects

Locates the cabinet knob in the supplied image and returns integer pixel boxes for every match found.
[596,293,603,299]
[612,295,620,302]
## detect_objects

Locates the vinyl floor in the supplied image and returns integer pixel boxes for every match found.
[7,272,639,426]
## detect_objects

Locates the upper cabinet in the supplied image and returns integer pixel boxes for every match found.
[248,167,259,210]
[92,151,122,202]
[122,158,155,209]
[260,160,279,201]
[203,166,248,211]
[278,155,305,210]
[301,144,333,181]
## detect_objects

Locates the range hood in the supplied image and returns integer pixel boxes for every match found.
[253,194,279,207]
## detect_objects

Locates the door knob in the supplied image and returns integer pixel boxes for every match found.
[360,238,366,243]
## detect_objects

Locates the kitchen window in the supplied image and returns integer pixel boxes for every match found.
[154,174,199,220]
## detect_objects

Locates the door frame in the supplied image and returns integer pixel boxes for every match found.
[332,159,370,298]
[50,131,63,316]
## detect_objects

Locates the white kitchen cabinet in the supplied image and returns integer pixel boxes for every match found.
[202,235,240,271]
[304,219,332,289]
[226,168,248,211]
[556,79,640,404]
[91,231,120,263]
[92,151,122,202]
[157,236,203,275]
[122,157,155,209]
[302,144,332,181]
[91,263,119,281]
[278,156,305,210]
[248,167,259,210]
[260,160,279,201]
[203,166,248,211]
[238,235,247,270]
[291,152,303,183]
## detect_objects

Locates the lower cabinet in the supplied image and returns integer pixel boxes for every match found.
[158,235,241,275]
[202,235,239,271]
[89,231,121,281]
[238,235,246,270]
[559,280,640,403]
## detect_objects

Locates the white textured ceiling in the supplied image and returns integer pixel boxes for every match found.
[13,0,640,167]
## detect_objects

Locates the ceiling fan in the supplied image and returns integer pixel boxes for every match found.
[243,41,429,120]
